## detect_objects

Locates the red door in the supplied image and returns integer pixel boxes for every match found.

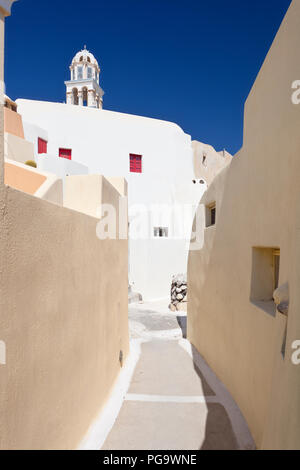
[38,138,48,154]
[59,148,72,160]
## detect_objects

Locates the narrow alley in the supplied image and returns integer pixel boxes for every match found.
[101,301,255,451]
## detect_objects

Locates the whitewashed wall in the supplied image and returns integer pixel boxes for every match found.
[17,99,204,300]
[22,121,48,157]
[37,154,88,191]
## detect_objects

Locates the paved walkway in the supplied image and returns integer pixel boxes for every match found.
[101,301,255,451]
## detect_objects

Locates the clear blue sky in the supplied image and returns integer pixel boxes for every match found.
[5,0,292,155]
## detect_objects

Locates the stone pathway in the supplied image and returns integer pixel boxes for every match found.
[101,300,255,451]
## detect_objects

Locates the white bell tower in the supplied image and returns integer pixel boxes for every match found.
[65,46,104,109]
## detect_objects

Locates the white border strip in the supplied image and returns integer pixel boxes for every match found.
[78,339,144,450]
[125,393,218,404]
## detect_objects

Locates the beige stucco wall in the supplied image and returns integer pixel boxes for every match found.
[0,185,129,450]
[1,152,129,449]
[4,161,47,194]
[4,107,24,139]
[0,5,129,450]
[64,175,128,237]
[64,174,107,218]
[106,176,128,197]
[188,0,300,450]
[4,131,34,163]
[34,174,63,206]
[192,141,232,186]
[4,159,63,205]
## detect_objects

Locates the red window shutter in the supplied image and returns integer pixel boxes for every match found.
[38,138,48,154]
[59,148,72,160]
[129,154,142,173]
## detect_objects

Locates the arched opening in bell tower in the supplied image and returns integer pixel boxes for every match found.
[82,87,88,107]
[72,88,79,105]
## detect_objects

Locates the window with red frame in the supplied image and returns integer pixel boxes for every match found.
[130,154,142,173]
[38,138,48,154]
[59,148,72,160]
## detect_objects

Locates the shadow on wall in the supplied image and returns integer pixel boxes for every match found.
[192,344,239,450]
[176,315,239,450]
[199,402,238,450]
[177,315,187,338]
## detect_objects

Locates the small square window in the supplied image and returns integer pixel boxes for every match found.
[59,148,72,160]
[250,247,281,314]
[154,227,168,238]
[38,138,48,154]
[206,203,216,227]
[130,154,142,173]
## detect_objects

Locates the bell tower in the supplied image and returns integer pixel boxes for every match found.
[65,46,104,109]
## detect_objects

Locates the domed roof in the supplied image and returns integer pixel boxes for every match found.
[71,47,99,69]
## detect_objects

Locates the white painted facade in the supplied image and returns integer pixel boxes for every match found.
[22,121,48,156]
[22,120,89,185]
[17,98,205,300]
[36,154,88,189]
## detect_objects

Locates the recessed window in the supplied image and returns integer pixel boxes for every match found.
[38,138,48,154]
[202,154,207,166]
[154,227,168,238]
[59,148,72,160]
[87,67,93,79]
[273,249,280,291]
[206,202,216,227]
[130,154,142,173]
[77,66,83,80]
[250,247,281,305]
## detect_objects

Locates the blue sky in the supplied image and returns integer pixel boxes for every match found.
[5,0,292,155]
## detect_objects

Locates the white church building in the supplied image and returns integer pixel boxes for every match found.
[16,48,228,300]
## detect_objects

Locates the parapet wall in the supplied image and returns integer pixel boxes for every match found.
[0,178,129,449]
[4,107,24,139]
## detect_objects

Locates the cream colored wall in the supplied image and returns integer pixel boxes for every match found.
[188,0,300,449]
[5,160,47,194]
[4,159,63,205]
[34,173,63,206]
[64,175,128,241]
[1,162,129,450]
[106,176,128,197]
[0,6,129,449]
[0,185,129,450]
[192,141,232,186]
[4,107,24,138]
[4,131,34,164]
[64,174,104,218]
